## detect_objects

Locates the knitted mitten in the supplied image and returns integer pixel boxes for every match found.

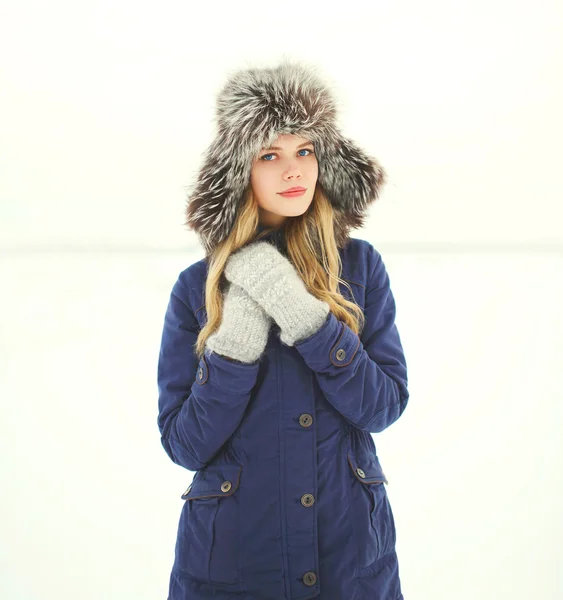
[223,241,330,347]
[205,281,272,364]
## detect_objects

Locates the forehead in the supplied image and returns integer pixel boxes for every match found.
[263,133,312,150]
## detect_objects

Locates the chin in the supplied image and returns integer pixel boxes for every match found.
[280,198,313,214]
[281,208,309,218]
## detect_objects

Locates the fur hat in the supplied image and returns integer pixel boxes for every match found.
[184,59,387,256]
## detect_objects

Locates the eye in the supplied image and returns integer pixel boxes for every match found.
[259,148,315,161]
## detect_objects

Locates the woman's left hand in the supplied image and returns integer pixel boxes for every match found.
[223,241,330,346]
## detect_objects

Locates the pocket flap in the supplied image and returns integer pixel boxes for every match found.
[181,464,242,500]
[347,451,388,485]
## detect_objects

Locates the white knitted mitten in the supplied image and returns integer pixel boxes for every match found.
[205,281,272,364]
[223,241,330,346]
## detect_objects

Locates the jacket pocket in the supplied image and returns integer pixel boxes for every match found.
[176,464,243,587]
[347,451,395,570]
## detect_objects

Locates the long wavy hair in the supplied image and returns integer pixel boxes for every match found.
[193,184,365,359]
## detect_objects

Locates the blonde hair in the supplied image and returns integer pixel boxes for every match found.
[194,184,365,359]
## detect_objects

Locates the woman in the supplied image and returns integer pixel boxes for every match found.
[157,60,409,599]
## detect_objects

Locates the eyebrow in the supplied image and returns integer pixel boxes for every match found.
[264,141,313,151]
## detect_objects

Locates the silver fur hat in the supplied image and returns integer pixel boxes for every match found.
[184,59,387,256]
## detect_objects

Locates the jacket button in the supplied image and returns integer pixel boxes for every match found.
[302,571,317,586]
[198,367,203,380]
[299,413,313,427]
[301,493,315,507]
[220,481,232,493]
[356,468,365,478]
[336,348,346,361]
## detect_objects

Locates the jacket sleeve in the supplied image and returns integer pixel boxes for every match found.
[293,243,409,433]
[157,271,261,471]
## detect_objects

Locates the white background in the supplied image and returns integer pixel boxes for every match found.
[1,0,562,598]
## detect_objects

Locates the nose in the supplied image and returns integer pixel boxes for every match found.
[283,166,302,180]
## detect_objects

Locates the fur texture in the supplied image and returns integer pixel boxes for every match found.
[185,59,387,255]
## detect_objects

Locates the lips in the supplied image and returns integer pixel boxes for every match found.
[279,190,306,197]
[278,186,307,197]
[280,186,306,193]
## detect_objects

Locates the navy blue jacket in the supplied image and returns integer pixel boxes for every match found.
[157,227,409,599]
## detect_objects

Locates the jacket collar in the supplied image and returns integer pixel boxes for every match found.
[255,222,288,256]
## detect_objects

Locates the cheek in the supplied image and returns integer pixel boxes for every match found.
[251,169,276,195]
[305,160,319,180]
[312,159,319,175]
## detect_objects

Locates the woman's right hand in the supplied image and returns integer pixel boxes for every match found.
[205,281,273,364]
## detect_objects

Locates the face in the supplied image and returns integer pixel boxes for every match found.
[250,133,319,228]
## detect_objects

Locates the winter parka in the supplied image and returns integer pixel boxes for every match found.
[157,226,409,599]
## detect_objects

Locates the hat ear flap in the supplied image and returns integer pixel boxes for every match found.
[316,132,387,215]
[185,138,247,249]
